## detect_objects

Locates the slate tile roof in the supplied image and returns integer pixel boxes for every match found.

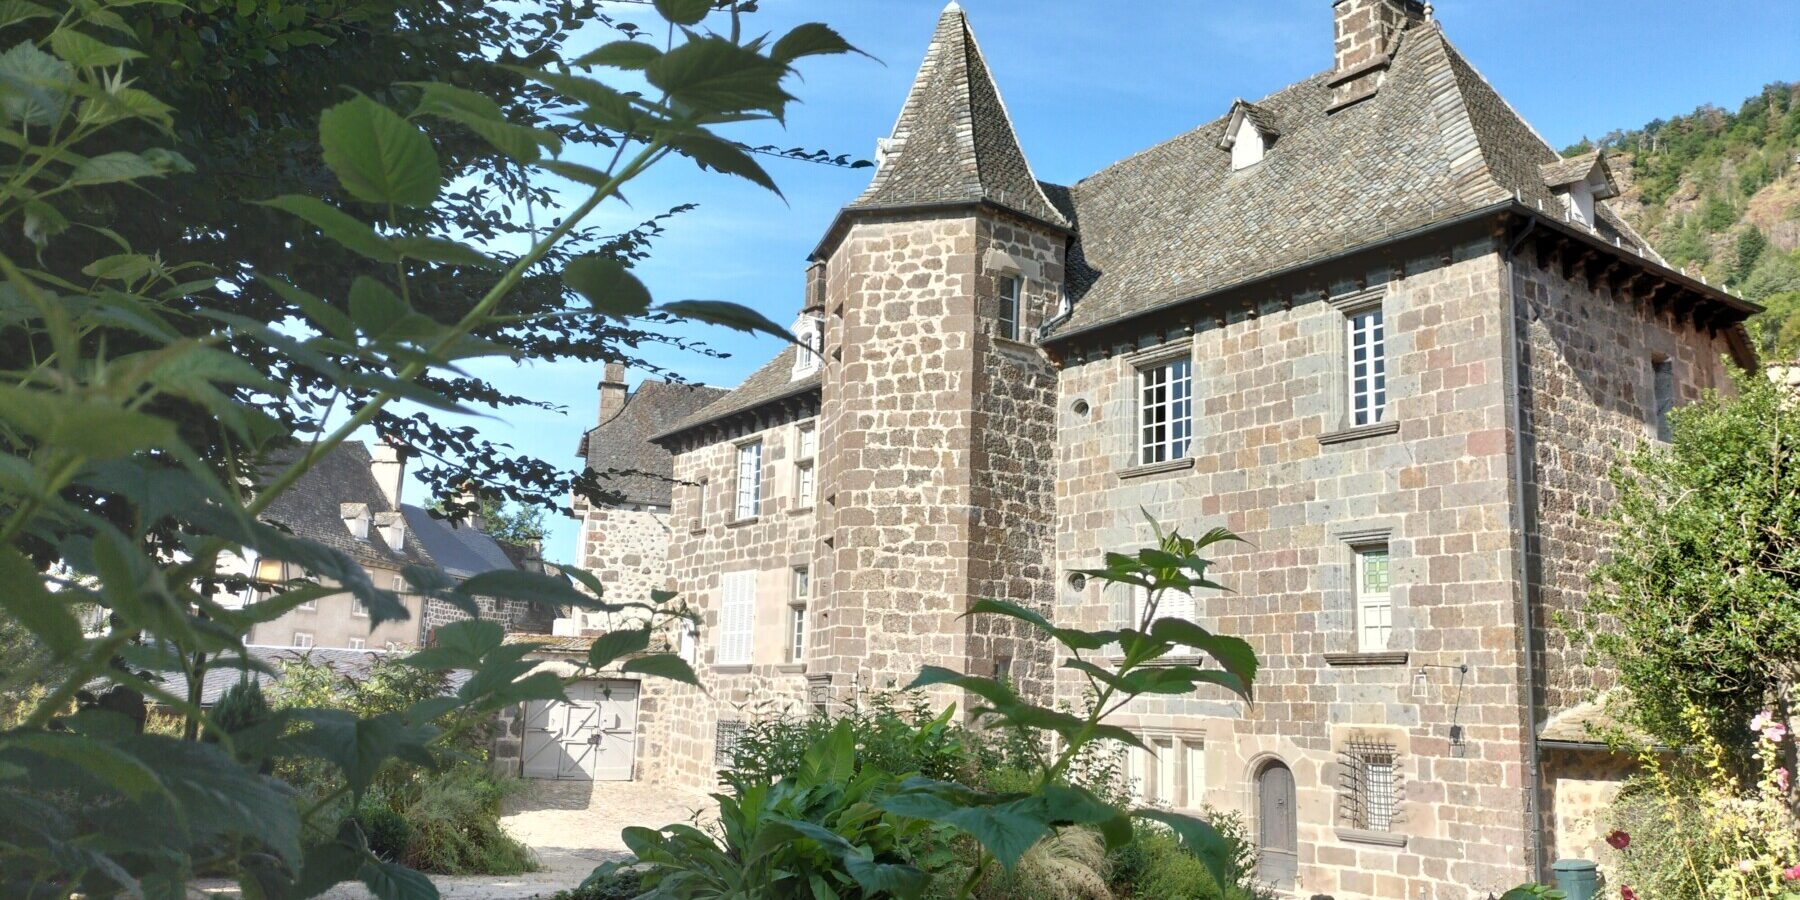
[653,346,818,445]
[849,4,1069,231]
[400,505,516,580]
[260,441,431,570]
[579,379,729,504]
[1054,23,1647,336]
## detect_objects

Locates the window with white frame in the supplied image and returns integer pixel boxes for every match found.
[1347,307,1387,427]
[717,570,756,666]
[794,424,816,508]
[1339,738,1400,832]
[1130,584,1199,655]
[1138,357,1193,465]
[788,567,810,663]
[292,632,314,648]
[1127,745,1148,802]
[298,597,317,612]
[1155,737,1178,804]
[1183,740,1207,808]
[677,617,698,665]
[997,274,1022,342]
[734,441,763,520]
[1354,546,1392,652]
[792,314,823,379]
[352,596,368,618]
[348,637,365,650]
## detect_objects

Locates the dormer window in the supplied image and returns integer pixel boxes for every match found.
[1219,99,1280,171]
[791,313,823,380]
[340,502,371,541]
[1540,150,1619,231]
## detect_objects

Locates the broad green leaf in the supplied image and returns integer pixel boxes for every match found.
[668,132,779,196]
[1147,619,1257,696]
[359,860,439,900]
[0,1,54,27]
[659,300,791,341]
[653,0,711,26]
[564,256,651,318]
[49,29,141,68]
[967,597,1111,650]
[587,627,650,669]
[405,81,558,164]
[67,151,160,186]
[121,735,302,866]
[319,95,443,207]
[0,40,74,126]
[390,235,501,270]
[256,273,354,340]
[286,709,437,796]
[296,821,372,897]
[905,665,1021,710]
[575,40,662,70]
[1134,809,1234,895]
[771,23,863,65]
[0,547,82,658]
[258,195,398,262]
[457,568,592,607]
[0,385,177,456]
[406,619,504,670]
[644,37,792,118]
[538,159,616,190]
[81,252,155,282]
[1,732,162,799]
[878,789,1050,871]
[620,653,700,687]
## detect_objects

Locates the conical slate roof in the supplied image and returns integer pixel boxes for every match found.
[848,2,1069,231]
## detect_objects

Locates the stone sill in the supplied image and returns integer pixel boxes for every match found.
[775,663,806,674]
[712,664,751,674]
[726,516,760,529]
[788,505,814,516]
[1324,651,1409,667]
[1318,419,1399,446]
[1118,457,1195,481]
[1335,827,1407,848]
[991,335,1041,356]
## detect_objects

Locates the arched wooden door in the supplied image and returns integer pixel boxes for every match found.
[1256,760,1298,889]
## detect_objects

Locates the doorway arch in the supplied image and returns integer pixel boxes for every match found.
[1254,758,1298,889]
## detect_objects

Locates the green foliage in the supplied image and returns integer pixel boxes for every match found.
[554,867,644,900]
[476,497,548,549]
[723,691,985,791]
[1579,371,1800,748]
[621,719,953,899]
[1106,824,1268,900]
[0,1,857,895]
[1733,227,1771,286]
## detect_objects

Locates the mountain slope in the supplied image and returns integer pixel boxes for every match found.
[1572,82,1800,359]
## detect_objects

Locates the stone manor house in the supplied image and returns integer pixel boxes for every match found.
[569,2,1758,896]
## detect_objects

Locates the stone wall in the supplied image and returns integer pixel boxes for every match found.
[814,213,980,701]
[1054,242,1535,899]
[646,417,816,787]
[1511,258,1738,720]
[965,214,1064,697]
[575,502,674,632]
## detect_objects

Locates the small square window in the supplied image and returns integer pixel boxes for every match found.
[348,637,365,650]
[292,632,314,649]
[352,597,369,618]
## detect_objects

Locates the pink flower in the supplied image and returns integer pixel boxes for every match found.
[1753,711,1774,731]
[1606,830,1631,850]
[1778,768,1792,792]
[1739,859,1756,873]
[1767,722,1791,743]
[1621,887,1639,900]
[1784,864,1800,882]
[1752,711,1789,743]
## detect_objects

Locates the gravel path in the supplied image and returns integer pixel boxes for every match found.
[194,780,712,900]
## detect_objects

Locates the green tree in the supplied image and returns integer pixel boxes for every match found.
[1581,371,1800,749]
[0,1,857,895]
[477,497,547,549]
[1731,226,1770,286]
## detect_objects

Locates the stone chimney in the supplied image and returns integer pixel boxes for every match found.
[598,362,627,427]
[1329,0,1426,112]
[804,261,827,313]
[370,441,406,509]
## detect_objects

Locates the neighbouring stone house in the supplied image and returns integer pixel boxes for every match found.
[576,3,1758,896]
[233,441,556,650]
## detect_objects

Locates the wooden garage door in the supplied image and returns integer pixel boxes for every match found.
[522,680,639,781]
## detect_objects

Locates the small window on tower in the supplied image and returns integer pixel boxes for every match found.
[998,275,1022,342]
[1651,356,1675,443]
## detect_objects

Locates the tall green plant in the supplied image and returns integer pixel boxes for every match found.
[0,1,859,896]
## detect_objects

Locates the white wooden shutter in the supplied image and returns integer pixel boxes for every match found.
[1133,584,1199,655]
[717,571,757,665]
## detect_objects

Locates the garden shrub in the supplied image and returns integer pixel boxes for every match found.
[1106,815,1269,900]
[552,867,644,900]
[398,765,536,876]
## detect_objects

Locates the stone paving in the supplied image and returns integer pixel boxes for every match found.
[194,780,711,900]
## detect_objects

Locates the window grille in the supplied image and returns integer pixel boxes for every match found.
[1339,739,1400,832]
[714,721,746,768]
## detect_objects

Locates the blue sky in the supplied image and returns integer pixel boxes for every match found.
[400,0,1798,561]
